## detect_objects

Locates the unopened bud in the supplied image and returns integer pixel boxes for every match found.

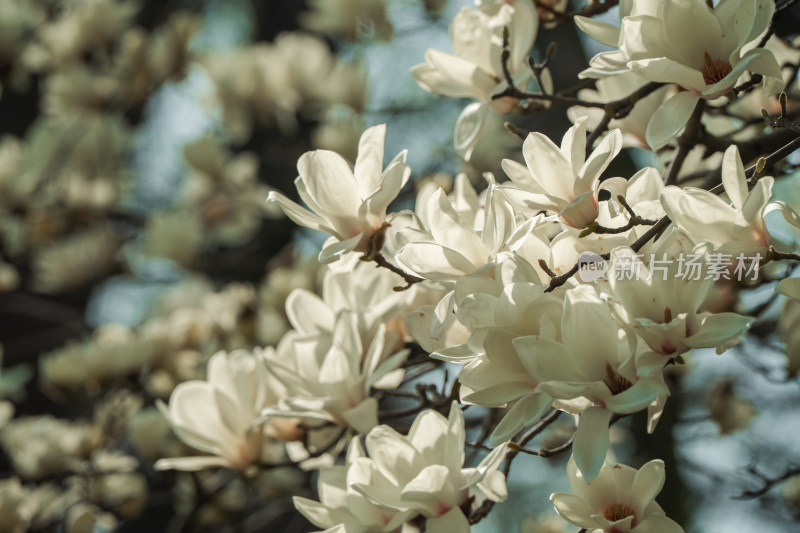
[755,157,766,176]
[761,107,771,121]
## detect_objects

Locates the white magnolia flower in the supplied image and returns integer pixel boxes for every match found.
[396,178,516,284]
[285,262,415,346]
[265,312,408,434]
[437,253,564,442]
[352,403,509,533]
[501,118,624,229]
[293,439,414,533]
[411,0,538,158]
[577,0,783,149]
[268,124,410,263]
[514,285,668,481]
[155,349,279,471]
[661,145,800,257]
[608,233,754,369]
[551,458,684,533]
[300,0,394,42]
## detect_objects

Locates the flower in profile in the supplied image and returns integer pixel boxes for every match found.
[155,349,280,471]
[411,0,538,159]
[577,0,783,149]
[268,124,410,263]
[661,145,800,258]
[551,458,684,533]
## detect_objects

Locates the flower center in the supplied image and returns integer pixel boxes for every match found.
[603,362,633,395]
[603,502,636,523]
[701,51,732,86]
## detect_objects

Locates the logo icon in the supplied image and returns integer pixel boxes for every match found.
[577,251,608,282]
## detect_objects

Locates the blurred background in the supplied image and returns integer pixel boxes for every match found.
[0,0,799,531]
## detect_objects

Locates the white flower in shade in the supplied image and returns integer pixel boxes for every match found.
[285,262,415,346]
[268,124,410,263]
[352,403,509,533]
[607,232,754,370]
[155,349,278,471]
[579,0,782,149]
[551,458,684,533]
[567,71,674,150]
[661,145,800,257]
[293,439,414,533]
[300,0,394,42]
[411,0,538,159]
[513,285,668,481]
[501,118,624,229]
[265,312,408,434]
[435,253,563,443]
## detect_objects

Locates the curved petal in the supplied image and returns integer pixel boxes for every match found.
[645,91,700,150]
[573,406,612,483]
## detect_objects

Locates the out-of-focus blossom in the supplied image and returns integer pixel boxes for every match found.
[31,224,120,294]
[706,378,756,434]
[182,137,278,247]
[551,458,684,533]
[269,124,411,264]
[300,0,394,42]
[0,415,96,479]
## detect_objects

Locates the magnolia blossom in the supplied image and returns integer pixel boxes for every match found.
[265,313,408,434]
[514,286,668,481]
[411,0,538,158]
[352,403,508,533]
[551,458,684,533]
[293,439,414,533]
[501,118,624,229]
[578,0,783,149]
[661,145,800,257]
[607,233,754,370]
[268,124,410,263]
[395,178,517,284]
[155,349,282,471]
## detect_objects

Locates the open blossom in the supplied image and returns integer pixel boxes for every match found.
[661,145,800,257]
[349,403,508,533]
[411,0,538,158]
[155,349,284,472]
[268,124,410,263]
[551,458,684,533]
[514,285,668,481]
[501,117,624,229]
[265,312,408,434]
[293,439,413,533]
[577,0,782,149]
[607,231,754,369]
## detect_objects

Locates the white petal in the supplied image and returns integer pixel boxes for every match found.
[645,92,700,151]
[573,406,612,483]
[425,507,470,533]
